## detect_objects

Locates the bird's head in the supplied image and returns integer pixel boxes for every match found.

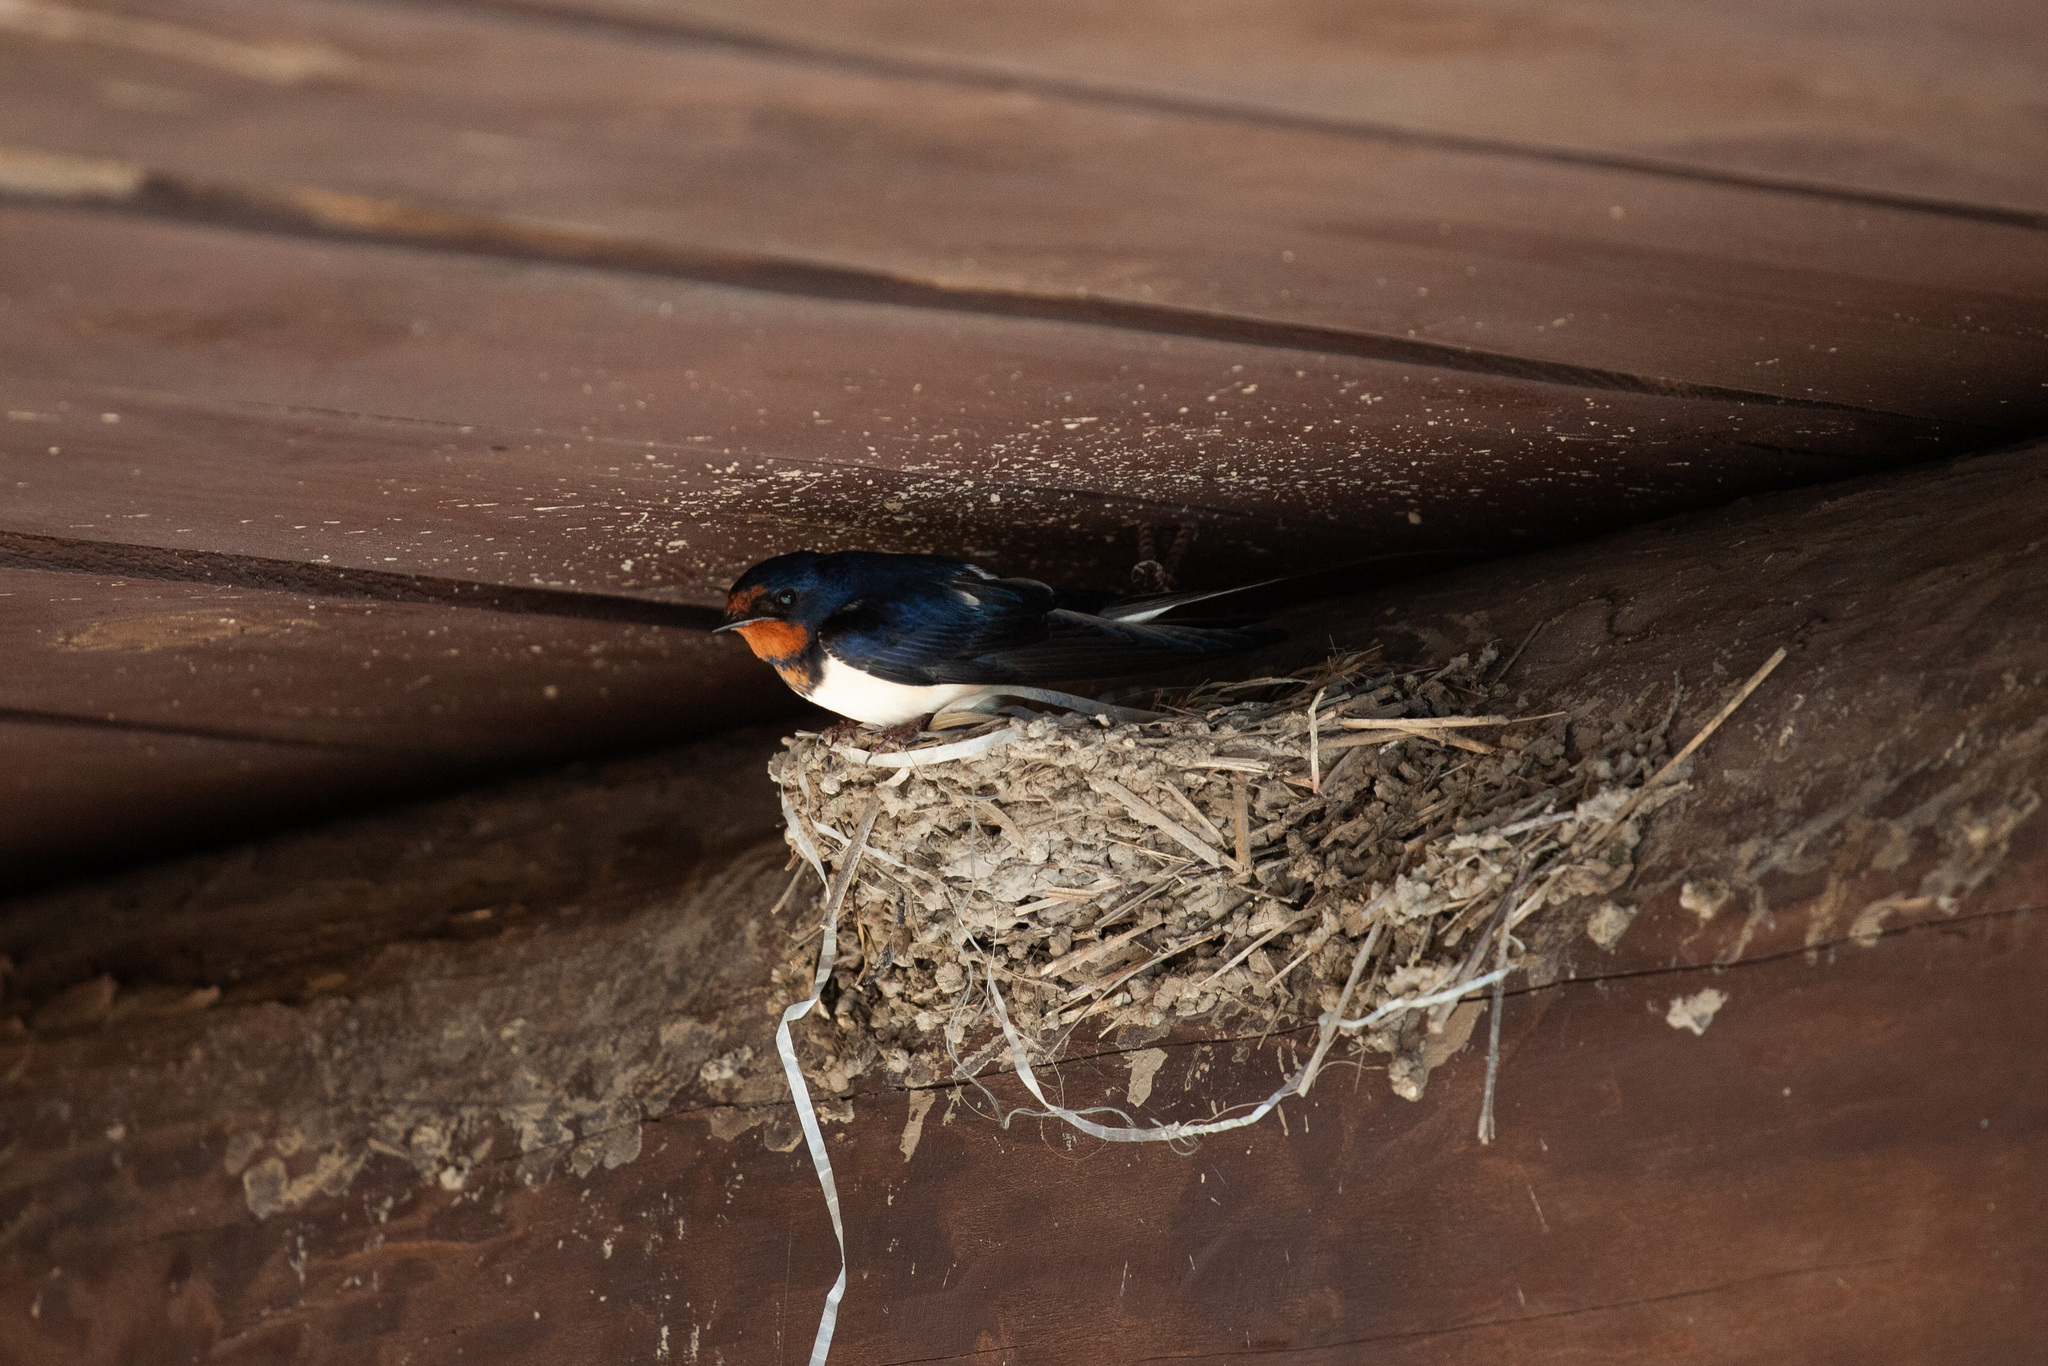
[715,551,829,663]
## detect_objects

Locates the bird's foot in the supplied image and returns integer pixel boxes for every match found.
[866,718,932,753]
[818,718,866,745]
[817,717,930,751]
[1131,522,1198,593]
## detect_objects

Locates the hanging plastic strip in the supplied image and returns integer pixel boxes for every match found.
[985,954,1515,1144]
[774,797,880,1366]
[776,789,1516,1361]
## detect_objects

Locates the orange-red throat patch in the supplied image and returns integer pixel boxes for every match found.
[732,618,810,664]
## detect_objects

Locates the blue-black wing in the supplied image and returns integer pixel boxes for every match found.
[818,552,1279,686]
[820,562,1060,686]
[828,586,1275,687]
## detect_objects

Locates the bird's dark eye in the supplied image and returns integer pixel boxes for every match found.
[774,588,798,609]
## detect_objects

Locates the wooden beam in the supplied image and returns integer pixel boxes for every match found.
[0,716,444,885]
[0,566,774,749]
[1,440,2041,1361]
[0,563,789,879]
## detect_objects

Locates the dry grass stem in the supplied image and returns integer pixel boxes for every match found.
[767,865,813,918]
[1309,686,1327,794]
[1336,715,1512,730]
[1477,921,1511,1145]
[1091,777,1227,868]
[1647,647,1787,790]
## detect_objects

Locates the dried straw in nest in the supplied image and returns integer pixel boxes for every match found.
[767,645,1785,1135]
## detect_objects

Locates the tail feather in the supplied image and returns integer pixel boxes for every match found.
[1095,581,1289,624]
[1094,548,1485,624]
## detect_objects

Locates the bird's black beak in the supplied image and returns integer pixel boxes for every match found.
[713,615,770,634]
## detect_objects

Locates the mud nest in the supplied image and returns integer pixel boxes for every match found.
[766,646,1734,1113]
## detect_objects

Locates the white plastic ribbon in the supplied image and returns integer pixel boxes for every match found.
[777,759,1524,1366]
[833,727,1021,769]
[774,798,879,1366]
[985,958,1516,1144]
[945,685,1164,725]
[1334,967,1514,1030]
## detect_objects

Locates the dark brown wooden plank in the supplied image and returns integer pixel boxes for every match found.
[0,567,769,750]
[0,718,448,886]
[1,438,2042,1363]
[0,202,1977,611]
[0,564,792,882]
[0,718,791,996]
[0,2,2042,420]
[512,0,2048,216]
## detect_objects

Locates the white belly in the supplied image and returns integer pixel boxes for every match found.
[808,654,987,726]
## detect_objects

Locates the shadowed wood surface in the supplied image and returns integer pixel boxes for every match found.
[2,442,2041,1362]
[0,566,786,875]
[0,719,452,886]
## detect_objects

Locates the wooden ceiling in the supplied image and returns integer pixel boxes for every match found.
[3,0,2045,883]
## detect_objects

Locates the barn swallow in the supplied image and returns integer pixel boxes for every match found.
[714,551,1283,726]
